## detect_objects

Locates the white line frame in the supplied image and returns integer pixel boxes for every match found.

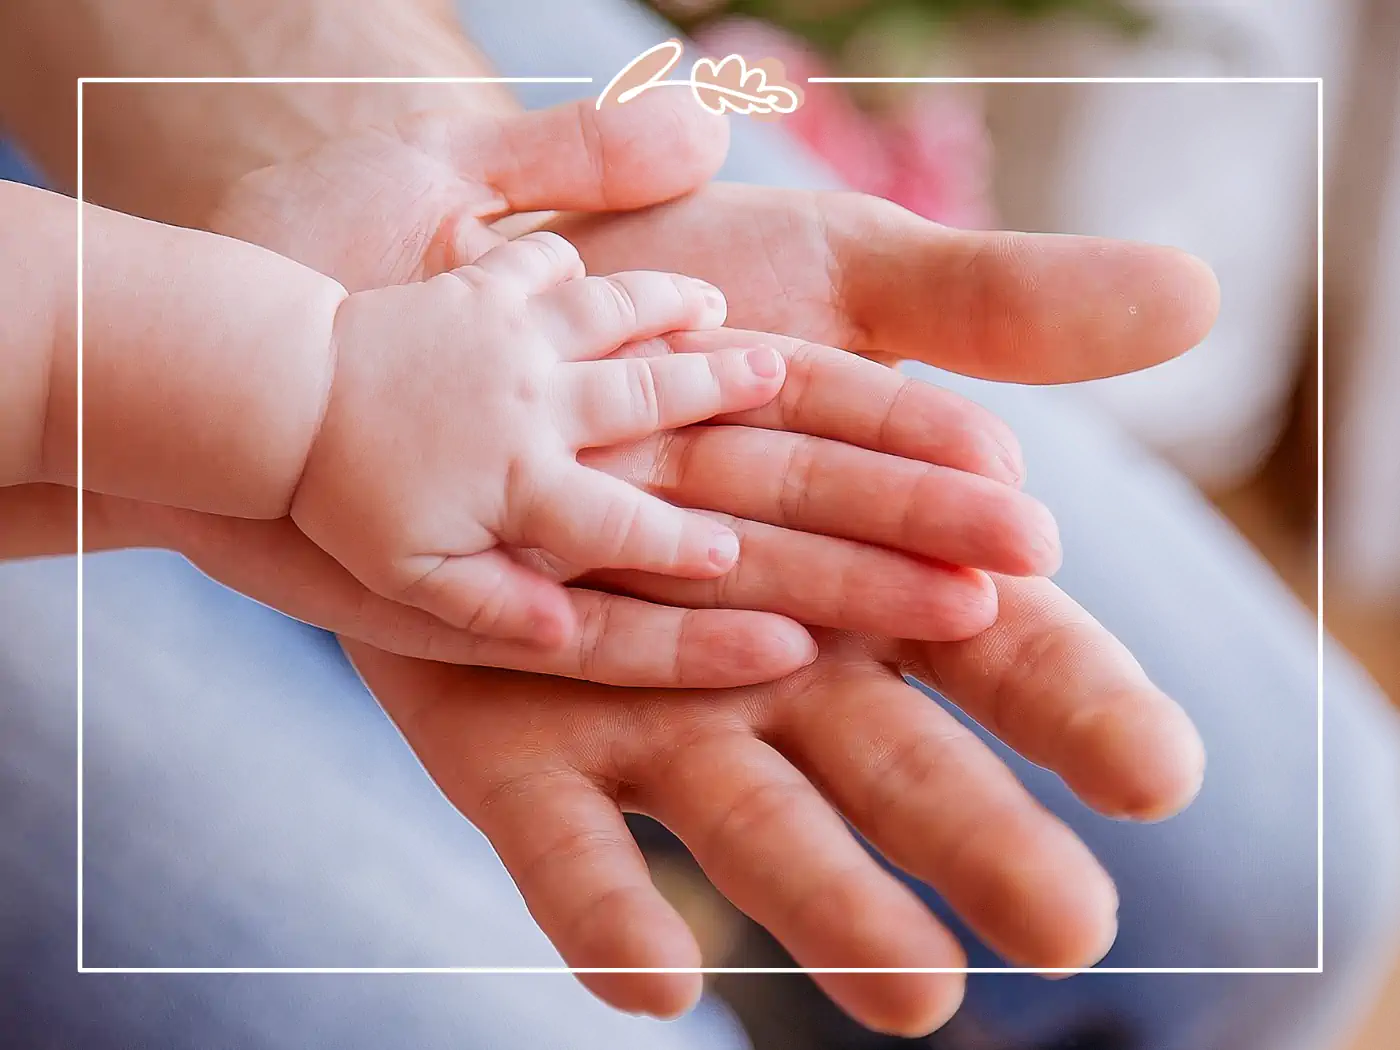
[75,74,1325,977]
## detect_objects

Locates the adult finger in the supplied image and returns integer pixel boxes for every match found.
[586,514,998,643]
[354,651,703,1019]
[561,346,784,447]
[831,197,1222,382]
[774,634,1121,970]
[563,183,1220,384]
[430,90,729,215]
[451,581,817,687]
[473,772,702,1015]
[909,575,1207,822]
[167,508,815,686]
[663,330,1025,485]
[639,730,968,1036]
[589,423,1059,578]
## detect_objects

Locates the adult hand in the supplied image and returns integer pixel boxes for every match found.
[209,90,1215,1034]
[0,317,1038,688]
[347,581,1202,1033]
[57,92,1044,685]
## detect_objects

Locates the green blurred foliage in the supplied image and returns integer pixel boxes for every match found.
[651,0,1153,56]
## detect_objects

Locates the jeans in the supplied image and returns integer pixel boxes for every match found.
[3,1,1399,1046]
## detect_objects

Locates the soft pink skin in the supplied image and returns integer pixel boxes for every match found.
[214,92,1215,1030]
[291,231,792,647]
[4,88,1216,1033]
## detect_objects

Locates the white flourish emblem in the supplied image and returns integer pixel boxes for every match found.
[597,39,804,118]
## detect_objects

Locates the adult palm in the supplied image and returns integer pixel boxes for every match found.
[209,91,1216,1034]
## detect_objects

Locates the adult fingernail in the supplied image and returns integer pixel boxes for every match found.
[708,529,740,570]
[745,347,782,379]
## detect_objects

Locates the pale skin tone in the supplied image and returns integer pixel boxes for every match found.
[3,178,1055,657]
[0,0,1221,1035]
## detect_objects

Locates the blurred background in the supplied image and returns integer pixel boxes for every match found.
[621,1,1400,1047]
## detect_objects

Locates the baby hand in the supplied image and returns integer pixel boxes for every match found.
[290,232,786,647]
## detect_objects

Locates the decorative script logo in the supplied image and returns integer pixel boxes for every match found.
[597,39,803,119]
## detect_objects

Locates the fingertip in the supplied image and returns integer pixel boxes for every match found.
[1100,703,1207,823]
[750,616,819,677]
[983,425,1027,488]
[576,971,705,1022]
[815,972,966,1039]
[525,595,580,651]
[787,624,821,669]
[931,565,1000,641]
[571,898,705,1019]
[1000,496,1063,577]
[1111,241,1222,370]
[1012,858,1121,974]
[591,90,731,208]
[705,527,742,575]
[743,345,784,382]
[688,277,728,329]
[876,562,998,643]
[1164,246,1222,352]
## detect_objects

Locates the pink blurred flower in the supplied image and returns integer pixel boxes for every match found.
[693,17,995,228]
[883,91,997,229]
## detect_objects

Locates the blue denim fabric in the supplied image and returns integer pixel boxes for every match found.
[0,140,40,186]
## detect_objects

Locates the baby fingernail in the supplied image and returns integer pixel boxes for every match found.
[695,281,726,313]
[528,610,569,648]
[708,529,740,570]
[745,347,782,379]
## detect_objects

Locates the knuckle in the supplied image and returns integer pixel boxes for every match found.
[776,439,817,526]
[863,730,969,840]
[474,766,578,823]
[878,373,919,451]
[669,608,700,685]
[988,619,1083,736]
[896,466,937,544]
[782,862,870,935]
[594,494,647,565]
[530,230,580,263]
[391,555,448,608]
[704,775,809,858]
[650,430,695,496]
[504,456,542,528]
[460,567,517,636]
[776,343,821,424]
[701,352,728,401]
[519,823,624,894]
[596,276,639,330]
[574,596,614,682]
[527,233,579,281]
[626,359,662,431]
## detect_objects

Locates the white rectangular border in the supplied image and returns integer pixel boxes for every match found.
[76,75,1325,976]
